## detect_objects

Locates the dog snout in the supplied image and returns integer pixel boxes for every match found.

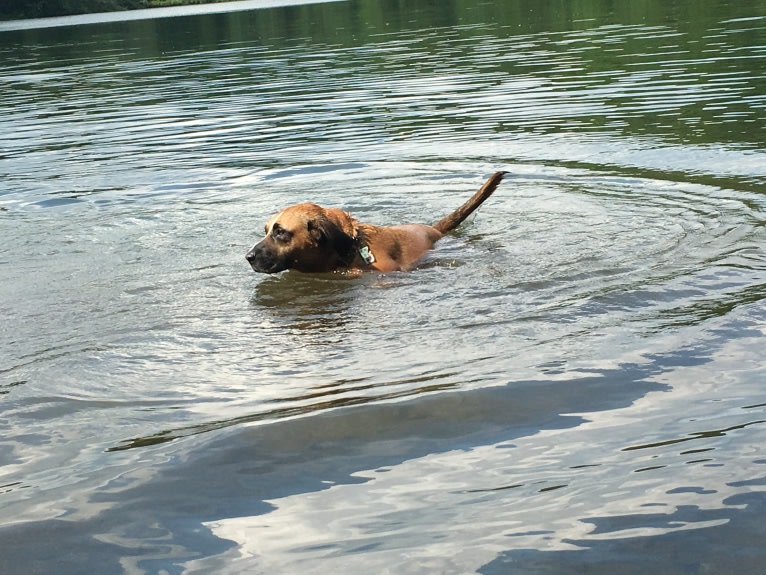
[246,241,286,274]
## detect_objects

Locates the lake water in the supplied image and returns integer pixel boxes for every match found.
[2,0,766,573]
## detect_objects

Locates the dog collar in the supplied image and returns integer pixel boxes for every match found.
[358,245,376,265]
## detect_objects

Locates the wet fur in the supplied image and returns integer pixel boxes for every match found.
[246,171,506,274]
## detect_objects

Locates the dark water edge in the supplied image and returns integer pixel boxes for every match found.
[0,0,343,29]
[0,0,227,21]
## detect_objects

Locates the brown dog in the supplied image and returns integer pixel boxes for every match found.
[245,171,506,274]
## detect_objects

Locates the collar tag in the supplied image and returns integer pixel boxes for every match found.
[358,245,376,265]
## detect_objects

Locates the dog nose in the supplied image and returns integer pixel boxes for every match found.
[245,249,256,262]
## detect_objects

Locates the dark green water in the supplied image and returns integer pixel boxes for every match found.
[1,0,765,573]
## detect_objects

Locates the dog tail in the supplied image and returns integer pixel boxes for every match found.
[432,171,507,234]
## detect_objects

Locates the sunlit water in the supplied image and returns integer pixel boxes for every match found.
[1,0,766,573]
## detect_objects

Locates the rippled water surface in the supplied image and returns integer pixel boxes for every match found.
[1,0,766,573]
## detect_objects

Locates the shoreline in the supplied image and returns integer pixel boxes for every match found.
[0,0,343,30]
[0,0,336,23]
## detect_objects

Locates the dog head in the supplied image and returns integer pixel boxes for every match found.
[246,203,359,273]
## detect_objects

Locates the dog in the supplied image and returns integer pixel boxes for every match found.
[245,171,506,274]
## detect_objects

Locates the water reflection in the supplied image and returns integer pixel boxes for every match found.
[3,0,766,205]
[250,271,358,331]
[188,341,764,575]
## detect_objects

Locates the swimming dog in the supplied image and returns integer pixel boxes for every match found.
[246,171,506,273]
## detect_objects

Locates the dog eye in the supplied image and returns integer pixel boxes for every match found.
[271,224,292,243]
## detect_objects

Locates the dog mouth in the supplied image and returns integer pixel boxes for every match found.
[248,260,286,274]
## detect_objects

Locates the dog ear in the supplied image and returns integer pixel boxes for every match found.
[322,208,358,238]
[308,209,358,262]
